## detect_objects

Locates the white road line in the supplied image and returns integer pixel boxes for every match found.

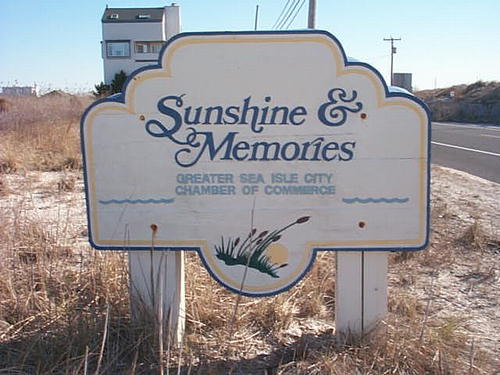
[431,141,500,157]
[481,134,500,139]
[433,122,500,131]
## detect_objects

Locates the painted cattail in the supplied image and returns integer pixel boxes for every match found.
[296,216,310,224]
[234,237,240,247]
[269,262,288,272]
[258,230,269,238]
[272,235,281,242]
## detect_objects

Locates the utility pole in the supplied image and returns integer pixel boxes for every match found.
[254,5,259,31]
[308,0,316,29]
[383,37,401,85]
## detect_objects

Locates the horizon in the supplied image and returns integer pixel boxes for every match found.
[1,0,499,92]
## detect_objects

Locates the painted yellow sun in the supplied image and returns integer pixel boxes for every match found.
[266,243,289,264]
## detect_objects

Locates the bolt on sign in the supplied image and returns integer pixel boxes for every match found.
[81,31,430,297]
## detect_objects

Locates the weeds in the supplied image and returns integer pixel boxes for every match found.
[0,95,497,373]
[57,174,76,192]
[0,191,489,374]
[458,220,489,251]
[0,94,90,173]
[0,175,8,196]
[0,203,131,373]
[0,97,11,113]
[0,187,495,373]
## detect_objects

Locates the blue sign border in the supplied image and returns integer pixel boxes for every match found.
[81,30,431,297]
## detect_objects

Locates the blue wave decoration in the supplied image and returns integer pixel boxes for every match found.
[342,197,409,204]
[99,198,175,205]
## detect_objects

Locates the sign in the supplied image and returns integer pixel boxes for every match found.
[81,31,430,297]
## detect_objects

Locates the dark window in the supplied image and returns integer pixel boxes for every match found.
[106,41,130,57]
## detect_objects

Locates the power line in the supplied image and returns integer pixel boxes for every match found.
[275,0,299,29]
[276,0,301,30]
[285,0,306,29]
[272,0,292,30]
[278,0,300,30]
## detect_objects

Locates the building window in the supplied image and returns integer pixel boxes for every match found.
[106,41,130,57]
[135,41,163,54]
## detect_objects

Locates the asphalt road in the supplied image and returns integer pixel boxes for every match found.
[431,122,500,183]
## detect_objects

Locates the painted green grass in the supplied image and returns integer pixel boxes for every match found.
[215,216,310,278]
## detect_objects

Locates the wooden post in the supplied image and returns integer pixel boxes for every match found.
[335,251,387,343]
[128,251,185,345]
[308,0,316,29]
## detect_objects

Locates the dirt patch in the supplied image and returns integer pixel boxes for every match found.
[390,165,499,358]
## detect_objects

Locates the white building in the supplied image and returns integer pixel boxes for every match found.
[101,4,180,84]
[2,86,38,96]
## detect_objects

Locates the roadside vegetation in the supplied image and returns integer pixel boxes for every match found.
[0,93,91,173]
[0,94,498,373]
[416,80,500,124]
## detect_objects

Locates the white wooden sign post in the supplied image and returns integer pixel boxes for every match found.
[81,31,430,341]
[336,251,388,341]
[128,250,185,344]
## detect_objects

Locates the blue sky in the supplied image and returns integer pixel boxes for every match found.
[1,0,499,92]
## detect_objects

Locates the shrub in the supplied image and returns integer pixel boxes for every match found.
[92,82,110,98]
[111,70,127,93]
[93,70,128,98]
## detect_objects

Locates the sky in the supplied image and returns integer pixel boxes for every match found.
[1,0,499,93]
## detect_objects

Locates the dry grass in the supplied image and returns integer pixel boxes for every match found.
[0,94,91,173]
[0,175,8,196]
[0,98,11,113]
[415,81,500,124]
[1,198,495,374]
[416,81,500,103]
[0,95,498,373]
[0,199,129,373]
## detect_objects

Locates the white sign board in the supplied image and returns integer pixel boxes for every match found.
[82,31,430,296]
